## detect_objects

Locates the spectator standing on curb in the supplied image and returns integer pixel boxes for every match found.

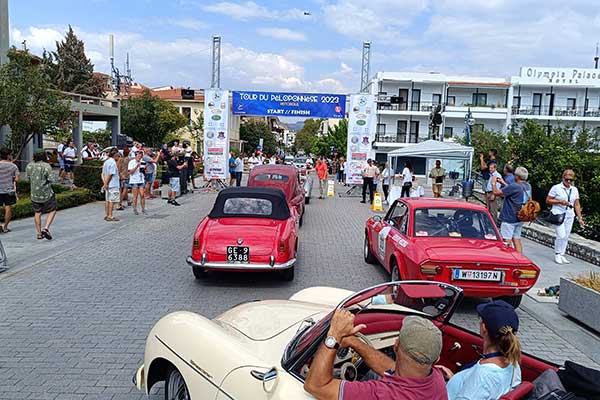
[546,169,585,264]
[486,162,502,224]
[503,164,515,185]
[62,140,77,184]
[248,152,260,170]
[429,160,445,198]
[167,153,186,206]
[480,149,497,206]
[183,141,197,192]
[128,151,146,215]
[399,160,413,198]
[361,159,379,204]
[130,141,140,158]
[381,162,393,202]
[0,148,19,233]
[234,152,244,187]
[101,148,121,222]
[26,152,57,240]
[316,157,328,200]
[492,167,531,253]
[57,140,66,184]
[228,151,236,186]
[117,147,130,210]
[81,142,98,161]
[143,148,160,199]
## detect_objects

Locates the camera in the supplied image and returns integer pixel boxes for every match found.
[140,160,146,174]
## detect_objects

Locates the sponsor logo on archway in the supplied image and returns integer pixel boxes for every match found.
[204,89,230,180]
[346,94,376,185]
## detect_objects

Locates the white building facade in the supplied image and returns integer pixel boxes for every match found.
[369,67,600,160]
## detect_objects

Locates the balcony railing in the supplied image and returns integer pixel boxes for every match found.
[375,133,407,143]
[512,106,600,118]
[377,101,442,112]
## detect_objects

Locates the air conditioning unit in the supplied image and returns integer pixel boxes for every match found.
[377,95,391,103]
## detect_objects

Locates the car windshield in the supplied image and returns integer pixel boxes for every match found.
[413,208,499,240]
[293,158,306,164]
[254,173,289,182]
[223,198,273,216]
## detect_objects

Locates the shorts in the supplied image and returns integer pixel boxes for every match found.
[64,160,75,173]
[58,158,65,170]
[432,184,442,195]
[145,173,154,185]
[105,188,120,203]
[32,195,57,213]
[169,177,180,193]
[128,182,145,188]
[500,221,523,240]
[0,193,16,206]
[120,179,128,189]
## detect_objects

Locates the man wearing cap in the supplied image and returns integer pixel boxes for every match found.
[304,310,447,400]
[438,300,522,400]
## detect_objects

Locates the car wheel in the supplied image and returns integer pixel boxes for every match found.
[281,266,295,281]
[305,196,310,205]
[496,295,522,309]
[390,261,401,282]
[192,266,207,280]
[364,233,377,264]
[165,366,190,400]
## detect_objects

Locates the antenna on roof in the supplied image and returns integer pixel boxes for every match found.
[109,34,133,96]
[595,42,599,69]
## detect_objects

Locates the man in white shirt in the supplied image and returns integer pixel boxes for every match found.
[101,148,121,222]
[248,153,260,170]
[234,153,244,186]
[62,140,77,184]
[127,151,146,215]
[486,162,502,225]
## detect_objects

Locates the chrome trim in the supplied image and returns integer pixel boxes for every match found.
[187,256,295,270]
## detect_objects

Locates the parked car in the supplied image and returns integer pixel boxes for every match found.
[248,165,305,227]
[186,187,298,281]
[364,198,540,308]
[284,155,294,165]
[134,280,558,399]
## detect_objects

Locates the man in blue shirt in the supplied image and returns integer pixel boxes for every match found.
[228,151,236,186]
[503,164,515,185]
[492,167,531,253]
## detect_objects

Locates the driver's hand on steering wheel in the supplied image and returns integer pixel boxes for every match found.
[328,310,367,343]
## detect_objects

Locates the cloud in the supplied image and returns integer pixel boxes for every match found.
[340,62,352,74]
[202,1,307,20]
[11,27,64,51]
[256,28,306,41]
[166,18,207,31]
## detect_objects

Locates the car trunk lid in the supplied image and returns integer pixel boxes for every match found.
[205,218,282,256]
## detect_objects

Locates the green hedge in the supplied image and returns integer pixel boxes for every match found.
[16,180,70,195]
[0,189,95,220]
[73,160,103,199]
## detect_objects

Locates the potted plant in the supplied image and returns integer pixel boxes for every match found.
[559,271,600,332]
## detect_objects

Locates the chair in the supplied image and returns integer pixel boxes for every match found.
[499,382,534,400]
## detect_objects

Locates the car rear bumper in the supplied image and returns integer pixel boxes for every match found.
[458,284,534,298]
[187,256,295,271]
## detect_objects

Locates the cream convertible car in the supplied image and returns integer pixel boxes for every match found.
[134,281,555,399]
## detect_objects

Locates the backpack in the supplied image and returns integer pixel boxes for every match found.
[517,183,540,222]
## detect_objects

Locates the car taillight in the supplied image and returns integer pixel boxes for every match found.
[193,238,200,250]
[420,263,442,275]
[279,240,286,253]
[512,269,537,279]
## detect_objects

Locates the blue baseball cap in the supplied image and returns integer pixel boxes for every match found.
[476,300,519,337]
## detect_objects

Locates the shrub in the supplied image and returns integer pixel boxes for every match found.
[17,180,70,195]
[73,160,103,198]
[571,271,600,292]
[0,189,95,220]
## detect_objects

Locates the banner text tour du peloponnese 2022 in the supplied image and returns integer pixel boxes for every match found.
[232,91,346,119]
[346,94,376,185]
[204,89,230,180]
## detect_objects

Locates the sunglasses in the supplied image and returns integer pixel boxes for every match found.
[564,178,575,182]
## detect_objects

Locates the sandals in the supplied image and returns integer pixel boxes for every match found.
[104,216,121,222]
[41,229,53,240]
[37,234,43,240]
[1,225,11,233]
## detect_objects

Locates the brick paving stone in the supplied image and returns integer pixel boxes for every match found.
[0,180,597,398]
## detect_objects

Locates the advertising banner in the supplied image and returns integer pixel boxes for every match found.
[203,89,230,180]
[232,91,346,118]
[345,94,376,185]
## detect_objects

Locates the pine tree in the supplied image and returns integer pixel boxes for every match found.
[53,26,105,97]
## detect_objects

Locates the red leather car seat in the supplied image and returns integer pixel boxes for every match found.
[499,382,534,400]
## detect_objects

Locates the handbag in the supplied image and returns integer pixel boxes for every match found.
[545,212,565,225]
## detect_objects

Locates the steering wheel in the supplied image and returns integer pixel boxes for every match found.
[333,332,374,381]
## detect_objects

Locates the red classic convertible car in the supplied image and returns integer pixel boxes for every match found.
[186,187,298,281]
[364,198,540,308]
[248,164,305,227]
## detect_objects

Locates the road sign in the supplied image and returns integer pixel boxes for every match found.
[372,192,384,211]
[327,180,335,197]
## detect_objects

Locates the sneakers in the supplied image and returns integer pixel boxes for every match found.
[171,200,181,206]
[560,255,571,264]
[360,200,366,203]
[133,209,139,215]
[554,254,563,264]
[142,208,148,215]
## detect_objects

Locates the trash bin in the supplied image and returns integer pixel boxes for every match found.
[462,181,474,198]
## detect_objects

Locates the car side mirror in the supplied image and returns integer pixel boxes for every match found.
[251,367,278,392]
[373,215,382,223]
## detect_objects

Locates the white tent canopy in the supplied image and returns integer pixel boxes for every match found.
[387,140,475,180]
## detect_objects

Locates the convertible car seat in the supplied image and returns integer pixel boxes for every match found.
[499,382,534,400]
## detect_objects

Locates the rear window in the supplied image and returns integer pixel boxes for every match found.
[413,208,498,240]
[223,198,273,216]
[254,173,289,182]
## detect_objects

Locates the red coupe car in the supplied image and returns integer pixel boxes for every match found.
[248,164,305,226]
[364,198,540,308]
[186,187,298,281]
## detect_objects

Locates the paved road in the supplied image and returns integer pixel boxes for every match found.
[0,180,598,399]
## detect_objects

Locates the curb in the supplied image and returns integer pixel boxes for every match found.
[522,224,600,266]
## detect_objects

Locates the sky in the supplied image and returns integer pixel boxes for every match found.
[7,0,600,94]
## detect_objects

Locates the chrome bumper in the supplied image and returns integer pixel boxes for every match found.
[186,256,295,270]
[133,364,145,391]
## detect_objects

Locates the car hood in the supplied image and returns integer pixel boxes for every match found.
[419,239,525,264]
[214,300,330,341]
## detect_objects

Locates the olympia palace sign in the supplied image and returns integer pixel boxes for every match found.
[519,67,600,86]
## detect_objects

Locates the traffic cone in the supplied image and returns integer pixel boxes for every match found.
[372,192,384,211]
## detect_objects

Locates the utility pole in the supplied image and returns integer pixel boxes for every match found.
[0,0,11,144]
[360,41,371,93]
[595,42,599,69]
[211,35,221,89]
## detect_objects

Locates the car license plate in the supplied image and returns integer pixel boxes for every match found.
[453,269,503,282]
[227,246,249,263]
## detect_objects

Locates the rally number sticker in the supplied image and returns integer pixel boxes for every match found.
[378,227,391,259]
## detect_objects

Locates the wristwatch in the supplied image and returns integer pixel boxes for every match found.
[324,336,340,350]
